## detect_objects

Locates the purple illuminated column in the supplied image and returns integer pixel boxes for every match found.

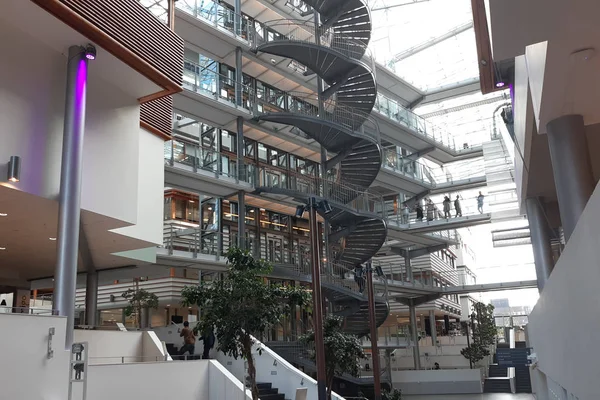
[54,46,89,349]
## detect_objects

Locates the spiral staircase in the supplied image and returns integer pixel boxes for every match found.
[251,0,388,340]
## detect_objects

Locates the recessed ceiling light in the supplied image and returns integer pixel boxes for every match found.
[0,213,7,217]
[49,237,57,241]
[0,247,5,250]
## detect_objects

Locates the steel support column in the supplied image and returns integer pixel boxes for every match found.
[366,261,382,400]
[54,46,89,350]
[235,47,243,107]
[525,198,554,291]
[236,116,244,180]
[85,270,98,326]
[238,191,246,250]
[234,0,242,36]
[546,115,594,242]
[429,310,437,346]
[308,197,327,400]
[405,252,413,282]
[409,300,421,369]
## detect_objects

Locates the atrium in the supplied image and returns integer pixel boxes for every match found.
[0,0,589,399]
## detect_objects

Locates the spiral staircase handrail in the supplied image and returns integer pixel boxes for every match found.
[252,18,374,64]
[258,90,380,144]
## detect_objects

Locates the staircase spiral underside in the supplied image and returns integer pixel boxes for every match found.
[253,0,388,339]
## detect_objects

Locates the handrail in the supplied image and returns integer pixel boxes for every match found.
[252,18,373,65]
[0,306,59,315]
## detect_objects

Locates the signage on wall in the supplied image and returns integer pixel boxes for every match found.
[15,289,30,313]
[497,348,532,366]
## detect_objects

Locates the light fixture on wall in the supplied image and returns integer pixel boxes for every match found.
[7,156,20,182]
[84,44,97,60]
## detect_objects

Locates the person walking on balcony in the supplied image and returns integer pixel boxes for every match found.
[416,202,424,222]
[477,191,485,214]
[454,195,462,217]
[402,203,410,224]
[178,321,196,358]
[443,196,451,218]
[426,199,435,221]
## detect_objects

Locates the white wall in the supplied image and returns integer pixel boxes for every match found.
[527,181,600,400]
[0,314,70,400]
[525,41,548,133]
[74,330,143,365]
[392,369,483,395]
[0,20,164,248]
[217,337,345,400]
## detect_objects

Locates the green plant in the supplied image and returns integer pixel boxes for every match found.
[461,302,496,367]
[121,286,159,329]
[300,315,366,399]
[181,247,310,400]
[383,388,403,400]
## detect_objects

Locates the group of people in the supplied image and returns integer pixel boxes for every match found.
[401,192,486,224]
[178,321,215,359]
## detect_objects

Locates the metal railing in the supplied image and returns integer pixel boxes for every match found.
[252,19,373,64]
[165,139,251,182]
[176,0,253,40]
[0,306,58,315]
[255,90,380,144]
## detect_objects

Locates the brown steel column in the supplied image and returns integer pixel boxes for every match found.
[308,197,327,399]
[367,261,382,399]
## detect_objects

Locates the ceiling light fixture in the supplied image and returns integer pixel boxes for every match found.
[0,247,5,251]
[495,81,506,88]
[0,213,7,217]
[49,237,57,241]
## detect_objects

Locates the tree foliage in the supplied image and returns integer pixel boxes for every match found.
[300,315,366,399]
[382,388,403,400]
[121,287,159,329]
[461,302,497,367]
[180,247,310,400]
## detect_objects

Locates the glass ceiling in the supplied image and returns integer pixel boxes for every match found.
[368,0,479,92]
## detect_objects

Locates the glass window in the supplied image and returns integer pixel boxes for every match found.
[244,138,255,158]
[277,153,288,168]
[221,130,236,153]
[258,143,267,161]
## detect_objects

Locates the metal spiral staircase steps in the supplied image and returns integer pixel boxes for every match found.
[253,0,388,354]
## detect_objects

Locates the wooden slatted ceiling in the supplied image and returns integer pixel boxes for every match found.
[140,96,173,140]
[60,0,183,86]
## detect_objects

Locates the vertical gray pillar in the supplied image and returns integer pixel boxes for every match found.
[525,198,554,291]
[409,301,421,369]
[234,0,242,36]
[236,116,244,180]
[54,46,89,350]
[405,253,413,283]
[238,191,246,249]
[216,128,222,176]
[85,270,98,326]
[235,47,243,107]
[429,310,437,347]
[546,114,594,242]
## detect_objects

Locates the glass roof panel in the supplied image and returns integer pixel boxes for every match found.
[369,0,479,92]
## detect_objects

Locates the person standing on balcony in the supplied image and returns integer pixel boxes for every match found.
[200,327,216,359]
[416,202,424,221]
[178,321,196,358]
[402,203,410,224]
[426,199,435,221]
[477,191,485,214]
[454,195,462,217]
[443,196,451,218]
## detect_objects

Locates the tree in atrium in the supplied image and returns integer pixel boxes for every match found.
[180,247,310,400]
[461,302,497,368]
[121,284,159,329]
[300,315,366,399]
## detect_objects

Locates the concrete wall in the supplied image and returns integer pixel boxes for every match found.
[217,337,345,400]
[0,19,164,248]
[392,369,483,395]
[74,330,168,364]
[0,314,70,400]
[527,181,600,399]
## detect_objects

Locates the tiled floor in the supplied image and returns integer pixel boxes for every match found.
[404,394,535,400]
